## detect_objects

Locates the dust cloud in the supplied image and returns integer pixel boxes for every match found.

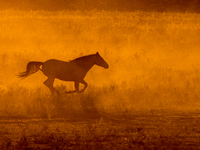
[0,10,200,118]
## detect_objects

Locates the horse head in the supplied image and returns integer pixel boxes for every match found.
[95,52,109,69]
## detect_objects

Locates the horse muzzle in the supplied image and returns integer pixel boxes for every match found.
[105,64,109,69]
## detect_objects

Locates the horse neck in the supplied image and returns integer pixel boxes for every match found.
[73,55,96,72]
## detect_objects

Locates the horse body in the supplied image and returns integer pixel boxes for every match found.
[42,57,95,81]
[18,52,109,94]
[42,59,78,81]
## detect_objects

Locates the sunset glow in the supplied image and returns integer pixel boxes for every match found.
[0,1,200,149]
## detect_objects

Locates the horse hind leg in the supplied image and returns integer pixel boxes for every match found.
[43,77,58,94]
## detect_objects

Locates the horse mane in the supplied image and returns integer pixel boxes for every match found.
[70,54,95,63]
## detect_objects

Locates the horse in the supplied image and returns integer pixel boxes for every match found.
[17,52,109,94]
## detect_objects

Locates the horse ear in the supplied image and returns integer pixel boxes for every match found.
[96,52,99,55]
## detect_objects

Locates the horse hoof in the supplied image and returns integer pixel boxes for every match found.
[77,90,84,94]
[65,91,75,94]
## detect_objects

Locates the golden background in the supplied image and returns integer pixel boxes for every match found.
[0,10,200,113]
[0,1,200,149]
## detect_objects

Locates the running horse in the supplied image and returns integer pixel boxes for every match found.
[17,52,109,94]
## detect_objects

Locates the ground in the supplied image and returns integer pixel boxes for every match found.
[0,110,200,149]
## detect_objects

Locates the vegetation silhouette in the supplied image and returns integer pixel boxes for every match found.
[17,52,109,94]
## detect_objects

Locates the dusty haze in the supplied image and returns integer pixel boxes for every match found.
[0,1,200,148]
[0,10,199,118]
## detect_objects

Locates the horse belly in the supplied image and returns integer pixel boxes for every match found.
[56,69,76,81]
[42,59,83,81]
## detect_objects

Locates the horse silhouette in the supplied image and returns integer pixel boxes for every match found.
[17,52,109,94]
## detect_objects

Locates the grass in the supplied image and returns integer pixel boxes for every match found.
[0,81,199,119]
[0,80,199,149]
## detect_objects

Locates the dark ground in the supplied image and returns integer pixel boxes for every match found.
[0,111,200,150]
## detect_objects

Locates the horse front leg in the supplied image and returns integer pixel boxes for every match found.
[65,80,87,94]
[79,80,88,93]
[65,82,79,94]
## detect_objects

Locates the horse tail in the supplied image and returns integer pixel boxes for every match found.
[17,61,43,79]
